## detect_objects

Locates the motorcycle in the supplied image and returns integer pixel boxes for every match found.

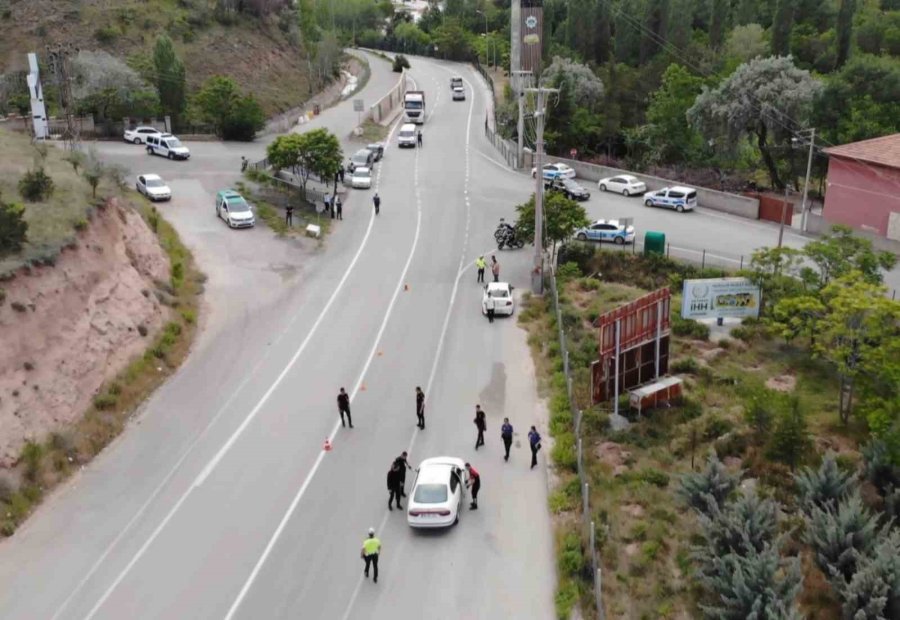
[494,221,525,250]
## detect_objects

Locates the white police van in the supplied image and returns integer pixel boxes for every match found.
[146,133,191,160]
[643,186,697,212]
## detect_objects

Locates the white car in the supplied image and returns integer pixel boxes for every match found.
[531,162,576,181]
[407,457,468,528]
[644,186,698,212]
[598,174,647,196]
[482,281,515,316]
[574,219,635,244]
[452,86,465,101]
[135,174,171,201]
[397,123,417,148]
[351,166,372,189]
[146,133,191,160]
[124,126,161,144]
[215,189,255,228]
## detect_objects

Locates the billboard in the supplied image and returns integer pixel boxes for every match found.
[520,0,543,75]
[592,337,670,404]
[681,278,761,320]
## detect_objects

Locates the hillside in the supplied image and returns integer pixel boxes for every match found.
[0,0,312,116]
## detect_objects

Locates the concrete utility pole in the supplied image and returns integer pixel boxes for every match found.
[798,127,816,233]
[511,70,531,167]
[526,85,559,295]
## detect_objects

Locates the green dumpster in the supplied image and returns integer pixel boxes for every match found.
[644,231,666,256]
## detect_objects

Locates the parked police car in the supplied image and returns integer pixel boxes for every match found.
[643,186,697,212]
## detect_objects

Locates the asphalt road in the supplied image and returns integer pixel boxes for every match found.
[0,52,556,619]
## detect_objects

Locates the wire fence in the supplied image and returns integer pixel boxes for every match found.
[547,261,606,620]
[484,117,519,169]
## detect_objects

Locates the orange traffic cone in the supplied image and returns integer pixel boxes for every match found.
[323,438,332,452]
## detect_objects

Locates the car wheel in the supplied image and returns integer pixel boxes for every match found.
[576,233,587,241]
[146,147,153,155]
[623,189,630,197]
[134,138,142,145]
[614,236,625,245]
[599,184,607,192]
[167,152,174,160]
[676,205,684,213]
[644,199,653,207]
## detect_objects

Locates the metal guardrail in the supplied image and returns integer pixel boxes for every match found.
[547,262,605,620]
[484,117,518,169]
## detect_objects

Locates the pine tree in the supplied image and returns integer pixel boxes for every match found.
[839,530,900,618]
[695,489,778,567]
[766,397,811,470]
[771,0,795,56]
[678,451,741,515]
[153,35,186,125]
[794,453,857,514]
[835,0,857,70]
[861,439,900,496]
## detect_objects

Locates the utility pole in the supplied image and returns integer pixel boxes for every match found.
[778,185,789,249]
[525,85,559,295]
[46,44,79,150]
[512,70,531,168]
[798,127,816,233]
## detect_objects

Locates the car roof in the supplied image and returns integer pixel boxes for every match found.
[669,185,696,192]
[592,219,625,227]
[135,126,159,131]
[419,456,465,470]
[615,174,639,181]
[453,85,464,90]
[141,173,163,181]
[353,166,370,173]
[218,189,242,198]
[367,142,383,148]
[486,282,511,292]
[353,148,371,156]
[400,123,417,130]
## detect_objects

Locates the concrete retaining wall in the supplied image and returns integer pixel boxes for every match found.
[542,156,761,220]
[370,70,407,125]
[808,213,900,256]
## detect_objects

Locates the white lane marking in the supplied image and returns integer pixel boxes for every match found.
[223,124,426,620]
[79,118,405,620]
[339,60,476,620]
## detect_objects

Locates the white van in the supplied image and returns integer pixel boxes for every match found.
[146,133,191,160]
[398,123,417,148]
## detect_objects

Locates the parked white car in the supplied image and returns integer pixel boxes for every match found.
[482,282,515,316]
[598,174,647,196]
[532,162,576,180]
[123,126,161,144]
[397,123,417,148]
[215,189,255,228]
[407,457,468,528]
[146,133,191,160]
[574,219,636,244]
[644,186,698,212]
[351,166,372,189]
[135,174,171,201]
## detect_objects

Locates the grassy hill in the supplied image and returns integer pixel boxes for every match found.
[0,0,312,116]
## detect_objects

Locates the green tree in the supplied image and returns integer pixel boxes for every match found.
[513,192,589,257]
[688,55,823,190]
[835,0,857,69]
[393,22,430,53]
[734,0,758,25]
[725,24,768,63]
[801,225,897,289]
[709,0,729,49]
[592,0,612,63]
[794,453,858,514]
[17,168,54,202]
[772,0,796,55]
[639,63,706,164]
[266,129,342,191]
[430,18,472,60]
[745,246,805,315]
[193,76,265,141]
[0,197,28,257]
[678,451,741,515]
[766,396,810,470]
[152,35,186,124]
[83,147,105,199]
[540,56,605,154]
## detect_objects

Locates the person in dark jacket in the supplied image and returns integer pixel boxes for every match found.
[373,193,381,215]
[528,426,542,469]
[337,388,353,428]
[387,463,403,510]
[335,195,343,220]
[393,451,412,497]
[501,418,513,461]
[473,405,486,449]
[415,386,425,429]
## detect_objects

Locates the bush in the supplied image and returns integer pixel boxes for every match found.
[554,580,579,619]
[18,168,54,202]
[137,324,148,337]
[0,199,28,257]
[10,301,26,313]
[94,25,118,44]
[392,54,411,72]
[730,325,755,342]
[638,468,670,487]
[672,315,710,340]
[557,242,595,274]
[555,261,582,284]
[766,397,811,470]
[671,357,700,374]
[794,453,857,514]
[678,451,741,515]
[93,393,118,410]
[20,441,44,483]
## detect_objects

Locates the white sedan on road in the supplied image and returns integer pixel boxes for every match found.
[408,457,468,528]
[531,162,576,181]
[351,166,372,189]
[482,282,515,316]
[135,174,171,201]
[598,174,647,196]
[123,126,161,144]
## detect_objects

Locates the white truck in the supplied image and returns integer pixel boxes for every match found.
[403,90,425,124]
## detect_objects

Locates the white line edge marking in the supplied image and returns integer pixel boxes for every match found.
[78,117,405,620]
[339,61,476,620]
[222,104,433,620]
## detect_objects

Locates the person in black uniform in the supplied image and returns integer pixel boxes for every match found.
[387,463,403,510]
[415,386,425,429]
[393,451,412,497]
[473,405,486,449]
[337,387,353,428]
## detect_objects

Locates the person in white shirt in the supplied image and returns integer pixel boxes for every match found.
[485,292,496,323]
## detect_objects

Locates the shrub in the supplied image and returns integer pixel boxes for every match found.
[840,531,900,619]
[794,453,857,514]
[861,439,900,496]
[558,531,584,576]
[551,432,577,471]
[554,580,579,619]
[137,324,148,337]
[671,357,700,374]
[730,325,755,342]
[743,389,776,444]
[766,397,811,470]
[695,489,778,566]
[10,301,26,312]
[557,241,595,274]
[171,261,184,288]
[638,468,670,487]
[94,25,118,44]
[180,309,196,324]
[672,315,710,340]
[104,163,128,189]
[678,451,741,515]
[93,393,118,410]
[17,167,54,202]
[20,441,44,483]
[555,261,582,284]
[73,218,88,232]
[23,361,34,371]
[392,54,411,72]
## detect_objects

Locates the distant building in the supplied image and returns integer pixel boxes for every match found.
[823,133,900,242]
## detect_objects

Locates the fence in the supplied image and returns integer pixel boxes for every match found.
[368,69,407,125]
[246,157,338,208]
[484,116,518,169]
[547,261,606,619]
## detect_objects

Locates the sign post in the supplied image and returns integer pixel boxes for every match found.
[353,98,364,128]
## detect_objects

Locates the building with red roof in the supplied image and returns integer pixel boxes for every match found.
[823,134,900,241]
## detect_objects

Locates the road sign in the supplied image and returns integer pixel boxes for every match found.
[353,99,364,112]
[681,278,761,320]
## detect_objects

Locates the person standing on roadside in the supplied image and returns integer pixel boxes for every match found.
[465,463,480,510]
[336,195,343,220]
[491,256,500,282]
[393,451,412,497]
[361,528,381,583]
[339,165,345,184]
[337,387,353,428]
[387,462,403,510]
[501,417,513,462]
[415,386,425,429]
[373,193,381,215]
[484,292,496,323]
[528,425,542,469]
[285,203,294,227]
[417,130,423,148]
[473,405,486,449]
[475,255,486,283]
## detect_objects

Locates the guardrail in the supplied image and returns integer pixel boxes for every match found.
[484,117,518,169]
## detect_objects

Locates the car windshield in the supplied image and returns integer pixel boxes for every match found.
[491,289,509,298]
[562,180,578,188]
[226,197,250,212]
[400,130,415,138]
[145,179,165,188]
[405,101,423,110]
[414,483,448,504]
[354,169,370,178]
[166,138,183,148]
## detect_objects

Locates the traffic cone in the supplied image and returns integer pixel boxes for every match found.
[323,438,332,452]
[360,384,367,391]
